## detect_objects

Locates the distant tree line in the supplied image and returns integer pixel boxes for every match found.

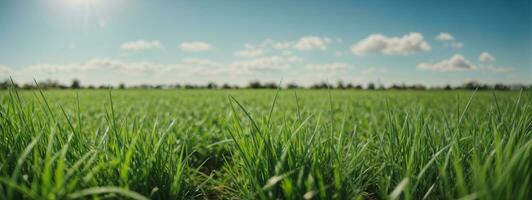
[0,79,530,91]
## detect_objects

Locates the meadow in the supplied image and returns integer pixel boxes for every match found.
[0,88,530,199]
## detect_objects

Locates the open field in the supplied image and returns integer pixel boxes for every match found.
[0,89,530,199]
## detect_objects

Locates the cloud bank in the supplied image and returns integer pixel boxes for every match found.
[435,32,454,41]
[418,53,512,73]
[435,32,463,49]
[293,36,332,51]
[230,55,303,72]
[305,63,351,71]
[351,32,431,55]
[418,54,476,71]
[479,52,495,62]
[0,65,12,74]
[120,40,162,51]
[180,42,213,52]
[234,48,264,57]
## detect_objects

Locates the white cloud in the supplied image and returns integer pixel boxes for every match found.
[120,40,162,51]
[480,66,512,73]
[273,42,293,50]
[16,60,133,75]
[0,65,12,74]
[11,53,306,84]
[235,44,265,57]
[305,63,351,71]
[259,36,335,51]
[10,58,227,85]
[18,58,177,76]
[259,39,293,50]
[418,53,511,73]
[234,49,264,57]
[293,36,332,51]
[21,64,78,74]
[181,58,221,67]
[435,33,463,49]
[259,39,274,47]
[435,32,454,41]
[84,58,163,74]
[477,52,510,73]
[361,67,387,74]
[351,32,431,55]
[417,54,476,72]
[179,41,213,52]
[296,63,353,82]
[231,55,302,72]
[479,52,495,62]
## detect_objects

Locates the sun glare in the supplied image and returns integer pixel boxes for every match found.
[65,0,98,7]
[58,0,105,29]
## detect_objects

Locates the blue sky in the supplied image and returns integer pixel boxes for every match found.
[0,0,530,86]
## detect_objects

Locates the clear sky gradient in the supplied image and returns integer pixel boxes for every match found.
[0,0,530,86]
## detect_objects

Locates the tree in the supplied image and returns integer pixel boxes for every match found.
[71,79,81,89]
[367,82,375,90]
[310,82,332,89]
[462,81,481,90]
[0,80,18,89]
[248,81,263,89]
[263,82,278,89]
[119,83,126,89]
[222,83,232,89]
[287,82,300,89]
[336,81,346,89]
[494,83,509,90]
[207,82,218,89]
[345,83,354,89]
[184,84,196,89]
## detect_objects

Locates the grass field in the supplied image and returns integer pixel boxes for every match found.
[0,88,530,199]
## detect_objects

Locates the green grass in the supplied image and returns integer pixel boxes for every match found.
[0,88,530,199]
